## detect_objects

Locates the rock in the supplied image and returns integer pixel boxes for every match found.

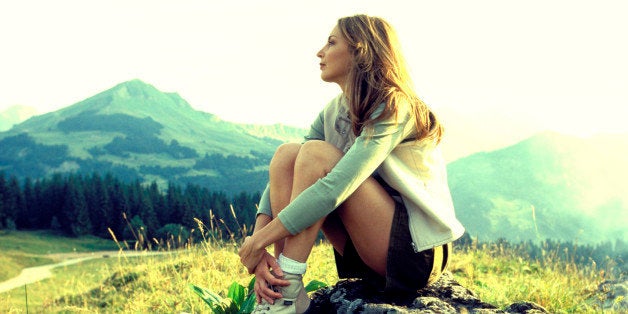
[305,272,548,313]
[592,279,628,312]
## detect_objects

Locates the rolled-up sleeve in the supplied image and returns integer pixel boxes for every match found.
[256,184,272,217]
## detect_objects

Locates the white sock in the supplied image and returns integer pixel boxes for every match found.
[278,253,307,275]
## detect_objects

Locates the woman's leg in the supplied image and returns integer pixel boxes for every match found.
[332,178,395,276]
[277,140,336,262]
[268,143,302,258]
[280,141,396,277]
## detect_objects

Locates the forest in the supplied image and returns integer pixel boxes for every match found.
[0,171,625,273]
[0,171,260,243]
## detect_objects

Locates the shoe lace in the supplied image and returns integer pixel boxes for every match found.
[252,282,281,313]
[252,302,271,313]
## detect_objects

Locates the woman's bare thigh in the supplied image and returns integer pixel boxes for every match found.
[335,177,395,276]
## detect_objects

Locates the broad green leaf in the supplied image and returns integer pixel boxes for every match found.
[305,280,328,292]
[240,277,257,314]
[239,293,257,313]
[192,277,327,314]
[247,277,256,293]
[221,298,239,313]
[189,284,223,305]
[227,281,246,308]
[189,284,228,314]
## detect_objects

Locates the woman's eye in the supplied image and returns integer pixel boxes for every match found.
[328,41,335,46]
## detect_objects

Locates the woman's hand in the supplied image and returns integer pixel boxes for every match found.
[239,218,291,274]
[239,235,289,304]
[252,251,290,304]
[238,235,266,273]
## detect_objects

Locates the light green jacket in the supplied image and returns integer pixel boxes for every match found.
[256,94,465,251]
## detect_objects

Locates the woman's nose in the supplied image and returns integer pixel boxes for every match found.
[316,47,324,58]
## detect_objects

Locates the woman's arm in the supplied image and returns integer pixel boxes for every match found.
[243,214,291,304]
[277,105,414,234]
[242,108,411,268]
[240,217,291,273]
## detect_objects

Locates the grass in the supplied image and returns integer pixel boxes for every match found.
[0,230,118,254]
[450,242,609,313]
[0,230,119,282]
[0,254,54,284]
[0,240,337,313]
[0,227,620,313]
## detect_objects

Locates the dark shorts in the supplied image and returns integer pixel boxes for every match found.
[333,199,450,294]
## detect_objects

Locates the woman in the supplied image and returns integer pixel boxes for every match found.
[238,14,465,313]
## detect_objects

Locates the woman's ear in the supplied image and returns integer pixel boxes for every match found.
[355,42,366,55]
[353,43,368,69]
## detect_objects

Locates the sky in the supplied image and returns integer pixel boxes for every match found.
[1,0,627,137]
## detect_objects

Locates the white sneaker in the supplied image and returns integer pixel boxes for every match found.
[252,273,310,314]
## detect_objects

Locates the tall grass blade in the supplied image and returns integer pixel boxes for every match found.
[24,284,28,314]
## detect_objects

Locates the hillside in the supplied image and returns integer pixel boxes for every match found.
[0,80,306,193]
[448,131,628,244]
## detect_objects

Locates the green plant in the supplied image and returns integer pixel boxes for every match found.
[190,277,328,314]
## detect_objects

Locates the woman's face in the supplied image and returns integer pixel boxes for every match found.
[317,25,352,88]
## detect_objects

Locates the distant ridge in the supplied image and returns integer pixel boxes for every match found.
[0,80,306,193]
[448,130,628,244]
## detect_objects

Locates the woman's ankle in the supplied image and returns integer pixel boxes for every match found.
[278,253,307,275]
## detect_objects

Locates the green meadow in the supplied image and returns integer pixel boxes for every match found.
[0,229,619,313]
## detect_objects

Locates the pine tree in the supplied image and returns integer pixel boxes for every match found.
[166,182,183,225]
[210,191,231,237]
[147,182,167,226]
[86,173,113,238]
[62,175,92,236]
[46,174,67,229]
[232,190,258,234]
[31,178,47,229]
[106,175,128,238]
[17,177,34,228]
[138,188,159,239]
[126,179,142,219]
[3,175,23,230]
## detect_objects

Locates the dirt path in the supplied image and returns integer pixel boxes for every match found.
[0,251,167,293]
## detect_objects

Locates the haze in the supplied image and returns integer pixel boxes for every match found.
[1,0,626,140]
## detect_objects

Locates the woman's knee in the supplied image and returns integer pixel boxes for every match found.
[269,143,301,174]
[295,140,343,172]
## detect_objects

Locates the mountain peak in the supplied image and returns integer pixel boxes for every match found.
[71,79,195,116]
[0,79,307,196]
[4,80,200,134]
[111,79,160,98]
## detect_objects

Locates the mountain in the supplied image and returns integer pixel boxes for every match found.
[2,81,626,245]
[0,80,306,193]
[448,131,628,244]
[436,106,544,162]
[0,105,39,132]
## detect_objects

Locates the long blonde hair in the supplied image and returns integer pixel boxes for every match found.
[337,14,443,143]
